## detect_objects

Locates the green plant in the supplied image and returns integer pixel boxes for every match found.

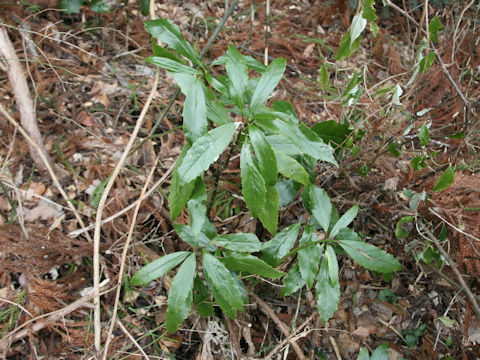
[130,18,402,333]
[403,323,426,348]
[357,342,389,360]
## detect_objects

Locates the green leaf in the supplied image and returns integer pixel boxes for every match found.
[141,0,150,16]
[144,19,202,67]
[240,141,267,218]
[388,142,401,157]
[370,343,389,360]
[173,223,211,249]
[363,0,377,21]
[193,275,214,317]
[272,100,298,125]
[166,253,196,333]
[250,57,287,113]
[280,264,306,296]
[330,205,358,238]
[206,100,231,125]
[350,12,367,46]
[357,347,370,360]
[151,39,183,63]
[319,64,329,89]
[181,77,207,144]
[226,45,248,110]
[276,179,297,207]
[274,150,310,185]
[60,0,84,13]
[419,123,429,146]
[311,120,351,147]
[213,233,263,252]
[267,134,300,156]
[249,125,277,186]
[433,166,455,192]
[89,0,110,13]
[325,245,339,287]
[203,252,244,318]
[131,251,191,286]
[187,199,206,236]
[339,240,402,273]
[336,31,361,60]
[428,15,442,42]
[419,51,435,73]
[359,164,370,177]
[315,257,340,323]
[275,121,337,165]
[223,252,284,278]
[343,71,359,97]
[298,225,322,289]
[258,185,279,234]
[146,56,200,75]
[178,122,238,183]
[169,143,196,220]
[262,223,301,266]
[306,185,332,233]
[392,84,403,105]
[395,216,413,238]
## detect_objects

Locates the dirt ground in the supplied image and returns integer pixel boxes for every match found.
[1,0,479,359]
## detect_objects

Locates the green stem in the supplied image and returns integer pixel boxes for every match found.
[279,238,332,263]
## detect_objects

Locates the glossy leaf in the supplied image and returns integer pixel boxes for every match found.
[419,123,429,146]
[336,31,361,60]
[193,275,214,317]
[146,56,200,75]
[298,226,322,289]
[433,166,455,192]
[151,39,183,63]
[267,134,300,156]
[272,100,298,125]
[388,142,401,157]
[250,57,287,113]
[182,77,207,143]
[339,240,402,273]
[330,205,358,238]
[203,252,244,318]
[166,253,196,333]
[274,150,310,185]
[315,257,340,323]
[275,121,337,165]
[325,245,339,287]
[173,224,211,248]
[145,19,201,66]
[169,144,196,220]
[276,179,297,207]
[206,100,230,125]
[226,45,248,109]
[280,264,306,297]
[258,185,279,234]
[213,233,263,252]
[131,251,191,286]
[249,125,277,186]
[223,252,285,278]
[187,199,206,236]
[311,121,351,147]
[178,122,238,183]
[240,141,267,218]
[262,223,301,266]
[307,185,332,233]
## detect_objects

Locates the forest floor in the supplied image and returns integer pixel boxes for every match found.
[0,0,479,359]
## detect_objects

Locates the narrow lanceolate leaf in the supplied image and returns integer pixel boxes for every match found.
[249,125,277,186]
[145,19,202,67]
[275,120,337,166]
[203,252,244,318]
[336,31,361,61]
[226,45,248,109]
[330,205,358,238]
[262,223,301,266]
[183,77,207,144]
[193,275,214,317]
[319,64,329,89]
[274,150,310,185]
[146,57,200,75]
[213,233,263,253]
[433,166,455,192]
[339,240,402,273]
[316,257,340,323]
[169,143,196,221]
[151,39,183,63]
[131,251,191,286]
[281,264,306,297]
[240,141,267,218]
[223,252,284,279]
[187,199,206,236]
[206,100,230,125]
[178,122,238,183]
[258,185,279,234]
[173,224,211,248]
[298,225,322,289]
[307,185,332,233]
[250,57,287,113]
[325,245,339,287]
[166,254,196,333]
[419,123,429,146]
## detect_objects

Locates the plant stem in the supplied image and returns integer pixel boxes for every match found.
[279,238,331,263]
